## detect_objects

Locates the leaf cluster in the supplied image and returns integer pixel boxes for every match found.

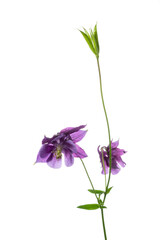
[79,24,100,58]
[77,187,113,210]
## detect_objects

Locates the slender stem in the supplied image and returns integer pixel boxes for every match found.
[80,158,99,202]
[101,208,107,240]
[96,57,112,203]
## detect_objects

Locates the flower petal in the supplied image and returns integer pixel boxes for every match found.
[60,127,73,133]
[111,167,120,175]
[70,130,87,143]
[111,140,119,149]
[112,148,126,156]
[115,156,126,167]
[63,149,74,167]
[42,133,64,144]
[73,144,88,158]
[63,140,77,153]
[36,144,54,163]
[47,155,62,168]
[42,135,56,144]
[111,158,121,175]
[60,125,86,135]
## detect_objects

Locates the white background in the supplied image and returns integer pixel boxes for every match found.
[0,0,160,239]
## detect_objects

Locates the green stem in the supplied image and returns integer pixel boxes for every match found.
[101,208,107,240]
[80,158,99,202]
[101,147,106,189]
[96,57,112,203]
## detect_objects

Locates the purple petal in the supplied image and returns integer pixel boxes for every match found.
[60,127,73,133]
[73,144,88,158]
[47,155,62,168]
[98,146,108,162]
[111,140,119,149]
[112,148,126,156]
[42,135,56,144]
[97,145,101,155]
[36,144,54,163]
[70,130,87,143]
[111,167,120,175]
[99,150,109,175]
[111,158,121,174]
[115,156,126,167]
[63,149,74,167]
[42,133,64,144]
[63,140,77,153]
[60,125,86,135]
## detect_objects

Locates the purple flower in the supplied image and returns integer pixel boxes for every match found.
[98,140,126,175]
[36,125,87,168]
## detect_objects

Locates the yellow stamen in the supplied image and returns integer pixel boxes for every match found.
[55,146,62,159]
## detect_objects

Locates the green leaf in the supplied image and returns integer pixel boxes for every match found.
[90,29,98,57]
[101,205,107,209]
[93,24,99,55]
[83,28,90,38]
[88,189,105,195]
[106,187,113,194]
[89,29,95,45]
[77,204,100,210]
[79,30,96,55]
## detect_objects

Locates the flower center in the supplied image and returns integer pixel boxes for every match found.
[55,145,62,159]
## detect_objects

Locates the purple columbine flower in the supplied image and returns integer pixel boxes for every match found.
[36,125,87,168]
[98,140,126,175]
